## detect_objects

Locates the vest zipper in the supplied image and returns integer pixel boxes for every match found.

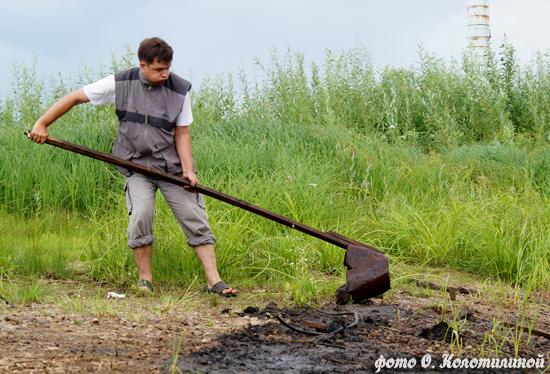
[144,84,152,167]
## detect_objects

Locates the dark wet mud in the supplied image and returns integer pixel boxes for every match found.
[163,302,548,373]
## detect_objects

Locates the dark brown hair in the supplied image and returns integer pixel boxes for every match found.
[138,37,173,65]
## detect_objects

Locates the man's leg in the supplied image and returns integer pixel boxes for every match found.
[125,174,158,290]
[194,243,237,295]
[158,180,236,295]
[134,244,153,285]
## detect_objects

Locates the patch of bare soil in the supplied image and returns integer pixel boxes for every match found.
[0,278,549,374]
[166,298,550,374]
[0,287,258,373]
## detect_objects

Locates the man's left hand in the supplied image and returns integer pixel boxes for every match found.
[183,170,199,192]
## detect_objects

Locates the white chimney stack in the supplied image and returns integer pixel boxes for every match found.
[467,0,491,55]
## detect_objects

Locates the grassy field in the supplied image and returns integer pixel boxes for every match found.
[1,42,550,299]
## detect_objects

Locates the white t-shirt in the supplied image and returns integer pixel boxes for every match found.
[82,75,193,126]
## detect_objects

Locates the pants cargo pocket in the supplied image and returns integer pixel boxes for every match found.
[124,181,133,216]
[196,193,206,209]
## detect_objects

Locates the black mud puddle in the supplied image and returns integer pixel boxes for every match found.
[162,302,545,374]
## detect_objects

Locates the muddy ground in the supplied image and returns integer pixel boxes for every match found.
[1,275,549,374]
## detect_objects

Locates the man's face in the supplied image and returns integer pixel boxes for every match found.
[140,58,171,85]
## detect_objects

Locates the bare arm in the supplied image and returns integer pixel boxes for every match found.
[30,88,90,144]
[175,125,199,189]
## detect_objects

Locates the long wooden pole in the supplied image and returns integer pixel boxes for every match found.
[24,132,379,251]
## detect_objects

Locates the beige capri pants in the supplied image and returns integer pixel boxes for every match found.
[124,173,216,249]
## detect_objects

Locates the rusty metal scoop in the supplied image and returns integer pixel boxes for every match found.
[24,132,390,303]
[335,245,390,304]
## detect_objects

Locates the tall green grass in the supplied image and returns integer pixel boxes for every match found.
[1,42,550,292]
[0,209,91,279]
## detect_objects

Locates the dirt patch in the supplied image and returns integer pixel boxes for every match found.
[0,286,258,373]
[164,301,550,373]
[1,278,549,373]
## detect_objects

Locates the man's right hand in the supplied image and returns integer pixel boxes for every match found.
[28,88,90,145]
[29,122,49,144]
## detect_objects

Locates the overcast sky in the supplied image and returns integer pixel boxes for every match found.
[1,0,549,99]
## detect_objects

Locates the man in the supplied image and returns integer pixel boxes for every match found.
[30,37,237,296]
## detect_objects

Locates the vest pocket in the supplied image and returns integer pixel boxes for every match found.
[156,144,181,175]
[113,132,136,159]
[121,103,138,112]
[156,151,170,174]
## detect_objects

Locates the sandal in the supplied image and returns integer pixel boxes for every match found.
[204,281,237,297]
[136,279,154,292]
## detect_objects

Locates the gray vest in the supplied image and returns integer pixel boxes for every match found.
[112,67,192,176]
